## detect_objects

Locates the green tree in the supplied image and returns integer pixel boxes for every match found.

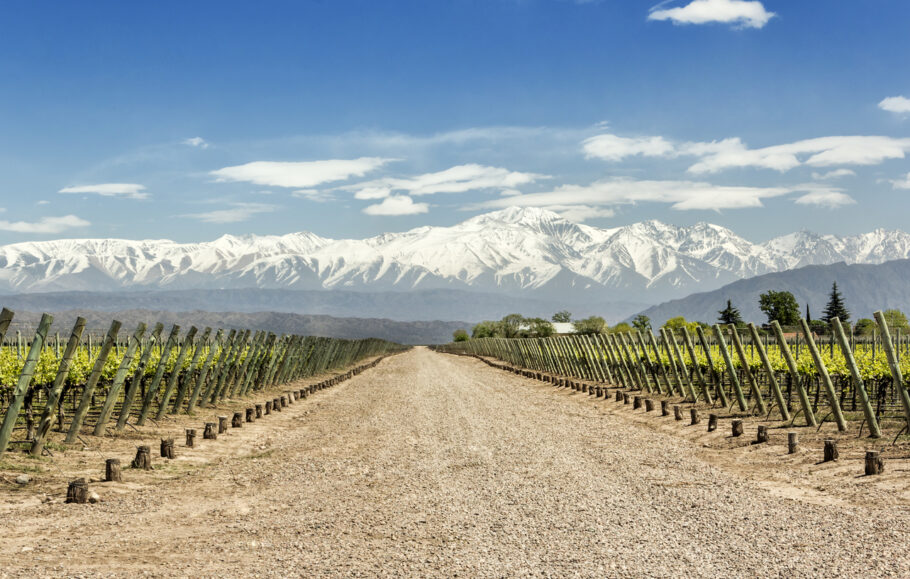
[854,318,876,335]
[609,322,633,334]
[573,316,607,335]
[717,300,743,326]
[662,316,700,335]
[471,321,497,339]
[758,290,800,326]
[822,282,850,324]
[880,309,909,331]
[552,310,572,323]
[497,313,524,338]
[632,314,651,333]
[452,329,469,342]
[522,317,555,338]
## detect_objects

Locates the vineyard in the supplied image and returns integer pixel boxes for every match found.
[0,308,407,457]
[436,311,910,438]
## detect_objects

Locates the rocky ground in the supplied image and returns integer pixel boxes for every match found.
[1,347,909,577]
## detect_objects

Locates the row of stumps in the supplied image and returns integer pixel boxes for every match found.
[477,358,886,479]
[66,358,384,504]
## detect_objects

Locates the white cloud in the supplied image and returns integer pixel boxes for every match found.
[182,202,275,223]
[684,136,910,173]
[582,134,675,161]
[890,172,910,190]
[59,183,149,199]
[500,189,523,197]
[473,178,794,212]
[211,157,394,188]
[347,164,547,199]
[36,200,50,205]
[182,137,210,149]
[811,169,856,180]
[879,96,910,114]
[0,215,90,234]
[793,189,856,208]
[362,195,429,216]
[540,205,616,222]
[648,0,775,29]
[291,189,335,203]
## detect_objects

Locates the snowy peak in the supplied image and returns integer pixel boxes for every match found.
[0,207,909,304]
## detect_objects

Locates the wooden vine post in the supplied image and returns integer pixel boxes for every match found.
[770,321,816,427]
[831,317,881,438]
[800,319,847,432]
[874,310,910,429]
[93,323,148,436]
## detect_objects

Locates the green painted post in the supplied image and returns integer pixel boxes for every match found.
[873,310,910,429]
[770,321,816,427]
[695,326,729,407]
[30,317,87,455]
[800,319,847,431]
[185,329,224,413]
[711,324,748,412]
[154,326,198,420]
[135,325,180,425]
[831,318,880,437]
[92,323,147,436]
[115,323,164,430]
[171,327,212,412]
[65,320,121,443]
[0,313,54,456]
[747,324,789,421]
[682,327,712,404]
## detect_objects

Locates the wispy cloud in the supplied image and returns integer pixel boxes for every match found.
[879,96,910,114]
[182,136,210,149]
[182,202,276,223]
[584,132,910,173]
[211,157,395,188]
[793,190,856,208]
[648,0,775,29]
[291,189,336,203]
[59,183,149,199]
[890,172,910,190]
[362,195,429,216]
[346,164,547,200]
[0,215,90,234]
[811,169,856,180]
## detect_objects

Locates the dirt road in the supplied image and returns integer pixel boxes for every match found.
[2,347,909,577]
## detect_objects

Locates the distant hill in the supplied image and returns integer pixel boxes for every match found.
[632,259,910,327]
[5,309,469,345]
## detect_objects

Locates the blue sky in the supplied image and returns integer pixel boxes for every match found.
[1,0,909,243]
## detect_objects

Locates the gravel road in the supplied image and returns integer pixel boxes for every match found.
[2,347,909,577]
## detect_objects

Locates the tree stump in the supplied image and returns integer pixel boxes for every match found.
[674,405,682,421]
[615,391,623,402]
[865,451,884,475]
[645,399,654,412]
[623,393,630,405]
[708,414,718,432]
[690,408,700,425]
[274,398,282,411]
[287,391,295,403]
[633,396,642,409]
[756,425,769,444]
[280,396,287,408]
[232,412,243,428]
[131,445,152,470]
[824,439,839,462]
[788,432,798,454]
[264,401,272,415]
[218,416,229,434]
[66,478,89,504]
[204,422,217,440]
[731,420,744,437]
[256,404,264,418]
[246,408,255,422]
[661,400,669,416]
[160,438,175,459]
[185,428,196,448]
[105,459,122,483]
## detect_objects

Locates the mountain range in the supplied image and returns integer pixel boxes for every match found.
[3,207,910,308]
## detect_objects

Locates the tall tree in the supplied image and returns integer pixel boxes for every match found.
[632,314,651,333]
[717,300,744,326]
[822,282,850,324]
[552,310,572,323]
[758,290,800,326]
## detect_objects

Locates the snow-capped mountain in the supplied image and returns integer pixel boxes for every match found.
[1,206,909,303]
